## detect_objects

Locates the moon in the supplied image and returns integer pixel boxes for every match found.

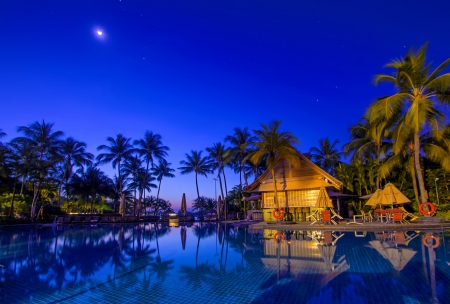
[97,30,103,36]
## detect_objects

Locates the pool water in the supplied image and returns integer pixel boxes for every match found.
[1,223,449,304]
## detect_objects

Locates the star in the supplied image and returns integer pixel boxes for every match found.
[97,30,103,36]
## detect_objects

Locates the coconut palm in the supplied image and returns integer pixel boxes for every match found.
[206,143,228,202]
[57,137,93,205]
[122,155,143,213]
[246,121,299,209]
[178,150,213,199]
[129,169,157,214]
[225,127,256,189]
[343,117,392,188]
[309,137,343,174]
[367,43,450,203]
[13,121,63,220]
[134,132,169,211]
[96,134,134,213]
[151,159,175,201]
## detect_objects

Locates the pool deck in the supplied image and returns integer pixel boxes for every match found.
[224,219,450,231]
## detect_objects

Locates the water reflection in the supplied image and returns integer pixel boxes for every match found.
[0,225,449,303]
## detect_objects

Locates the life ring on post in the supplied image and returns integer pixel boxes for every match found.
[272,208,284,220]
[274,232,285,242]
[423,235,440,249]
[419,202,436,216]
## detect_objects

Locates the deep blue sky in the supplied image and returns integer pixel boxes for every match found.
[1,0,449,209]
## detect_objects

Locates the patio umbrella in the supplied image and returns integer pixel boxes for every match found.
[180,193,187,219]
[217,195,223,217]
[180,226,187,250]
[365,189,383,208]
[315,186,333,208]
[385,247,416,271]
[380,183,411,206]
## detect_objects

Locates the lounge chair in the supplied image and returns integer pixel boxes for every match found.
[210,214,218,221]
[399,206,418,222]
[56,216,64,225]
[91,216,100,223]
[127,216,137,222]
[63,216,72,224]
[72,216,81,224]
[306,209,320,225]
[205,214,211,221]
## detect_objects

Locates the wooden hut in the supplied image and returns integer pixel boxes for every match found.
[244,151,343,222]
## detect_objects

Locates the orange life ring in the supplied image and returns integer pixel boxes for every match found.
[272,208,284,220]
[419,202,436,216]
[423,235,440,249]
[274,232,285,242]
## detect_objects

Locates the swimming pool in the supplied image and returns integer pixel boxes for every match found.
[1,223,449,303]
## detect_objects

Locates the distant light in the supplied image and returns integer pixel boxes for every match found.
[97,30,103,36]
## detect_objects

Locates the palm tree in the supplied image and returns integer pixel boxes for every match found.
[343,117,392,189]
[57,137,93,205]
[122,155,143,214]
[151,159,175,201]
[368,43,450,203]
[0,129,6,145]
[96,134,134,214]
[178,150,213,199]
[310,137,343,174]
[129,169,157,214]
[134,132,169,212]
[206,143,228,202]
[13,121,63,220]
[246,121,299,209]
[225,128,256,189]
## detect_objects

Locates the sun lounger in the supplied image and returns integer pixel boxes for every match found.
[306,209,320,225]
[72,216,81,224]
[63,216,72,224]
[91,216,100,223]
[210,214,218,221]
[56,216,64,224]
[127,216,137,222]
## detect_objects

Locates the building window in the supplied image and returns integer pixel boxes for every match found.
[263,189,320,208]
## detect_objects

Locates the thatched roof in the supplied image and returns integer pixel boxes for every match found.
[244,151,343,193]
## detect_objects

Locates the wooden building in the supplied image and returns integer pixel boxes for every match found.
[244,151,343,221]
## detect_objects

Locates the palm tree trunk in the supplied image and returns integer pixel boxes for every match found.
[410,156,420,208]
[156,179,162,201]
[9,171,18,217]
[414,133,428,203]
[218,173,224,202]
[222,166,228,196]
[139,160,151,216]
[20,174,28,195]
[271,168,279,209]
[195,172,200,199]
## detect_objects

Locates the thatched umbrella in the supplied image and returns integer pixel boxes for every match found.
[365,189,384,208]
[180,226,187,250]
[380,183,411,206]
[180,193,187,221]
[315,186,333,209]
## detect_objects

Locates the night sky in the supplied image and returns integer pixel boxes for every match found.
[1,0,449,209]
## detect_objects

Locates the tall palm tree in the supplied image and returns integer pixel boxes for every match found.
[96,134,134,214]
[122,155,143,214]
[129,169,157,214]
[134,132,169,213]
[151,159,175,201]
[178,150,213,199]
[343,117,392,189]
[57,137,93,205]
[13,121,63,220]
[246,121,299,209]
[225,128,256,189]
[368,43,450,203]
[206,143,227,202]
[310,137,343,174]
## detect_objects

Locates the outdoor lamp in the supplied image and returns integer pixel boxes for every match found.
[435,178,440,206]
